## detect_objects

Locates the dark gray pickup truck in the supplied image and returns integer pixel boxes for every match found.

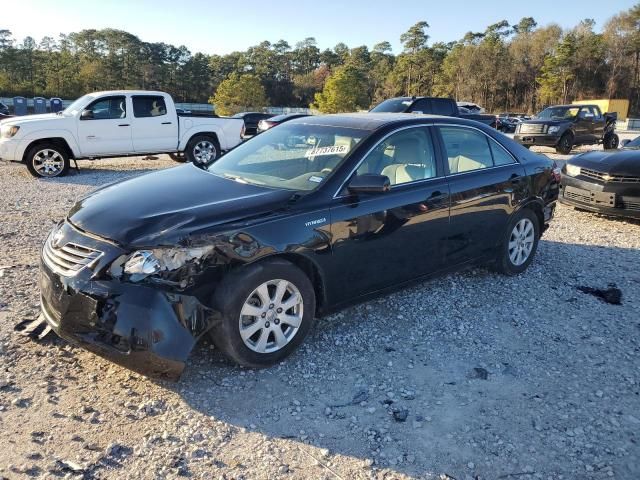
[514,104,619,154]
[370,97,499,129]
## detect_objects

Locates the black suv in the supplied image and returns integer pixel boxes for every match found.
[514,104,618,154]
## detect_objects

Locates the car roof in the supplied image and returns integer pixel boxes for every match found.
[287,112,488,131]
[89,90,168,96]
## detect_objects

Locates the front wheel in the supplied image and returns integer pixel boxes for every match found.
[555,133,573,155]
[603,133,619,150]
[492,209,540,275]
[25,144,70,178]
[209,259,316,367]
[186,135,219,166]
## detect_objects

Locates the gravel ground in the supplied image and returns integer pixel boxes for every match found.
[0,137,639,480]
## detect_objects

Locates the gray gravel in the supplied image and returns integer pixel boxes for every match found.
[0,142,639,479]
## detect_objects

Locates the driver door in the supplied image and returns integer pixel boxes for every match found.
[76,95,134,156]
[574,107,592,144]
[326,126,450,304]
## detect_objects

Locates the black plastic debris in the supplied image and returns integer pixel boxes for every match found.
[468,367,489,380]
[577,285,622,305]
[14,315,52,340]
[392,408,409,422]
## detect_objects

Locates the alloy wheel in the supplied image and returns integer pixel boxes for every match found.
[238,279,303,354]
[508,218,535,266]
[32,149,64,177]
[192,140,217,164]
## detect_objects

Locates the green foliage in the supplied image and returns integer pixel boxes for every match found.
[1,3,639,115]
[209,74,268,116]
[312,65,368,113]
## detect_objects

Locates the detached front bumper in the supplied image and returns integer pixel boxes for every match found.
[559,175,640,220]
[514,133,560,147]
[38,222,215,381]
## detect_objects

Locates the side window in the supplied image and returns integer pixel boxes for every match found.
[439,127,493,174]
[488,137,515,166]
[132,96,167,118]
[82,96,126,120]
[356,128,437,185]
[432,99,455,116]
[410,99,430,114]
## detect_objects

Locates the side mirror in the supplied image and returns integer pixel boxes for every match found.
[80,109,93,119]
[348,174,391,194]
[621,139,631,147]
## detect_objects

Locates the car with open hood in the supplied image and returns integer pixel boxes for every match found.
[560,136,640,219]
[37,113,559,380]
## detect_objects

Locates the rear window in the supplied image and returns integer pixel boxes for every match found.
[431,99,456,116]
[370,98,413,113]
[132,96,167,118]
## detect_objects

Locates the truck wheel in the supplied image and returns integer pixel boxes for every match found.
[209,259,316,367]
[25,143,70,178]
[186,135,219,166]
[555,133,573,155]
[603,133,619,150]
[169,152,187,163]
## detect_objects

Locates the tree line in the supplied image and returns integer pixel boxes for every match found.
[1,3,638,115]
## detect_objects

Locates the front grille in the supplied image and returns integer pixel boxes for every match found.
[564,189,591,204]
[581,168,640,183]
[519,124,546,134]
[42,234,103,277]
[621,198,640,211]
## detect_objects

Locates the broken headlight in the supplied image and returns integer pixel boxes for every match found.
[114,246,215,283]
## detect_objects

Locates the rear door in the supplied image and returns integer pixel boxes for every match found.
[589,106,605,141]
[76,95,133,156]
[435,125,527,265]
[327,125,450,303]
[131,95,178,153]
[574,107,592,143]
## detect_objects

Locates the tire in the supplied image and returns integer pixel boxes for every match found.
[209,259,316,367]
[603,133,619,150]
[169,152,187,162]
[555,133,573,155]
[492,208,540,276]
[186,134,219,166]
[25,143,70,178]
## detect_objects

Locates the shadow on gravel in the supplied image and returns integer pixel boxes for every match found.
[162,239,640,478]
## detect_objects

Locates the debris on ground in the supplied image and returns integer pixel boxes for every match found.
[577,285,622,305]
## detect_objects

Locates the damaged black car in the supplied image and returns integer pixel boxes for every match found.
[560,136,640,219]
[39,114,559,380]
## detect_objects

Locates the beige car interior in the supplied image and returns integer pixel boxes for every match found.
[442,129,493,174]
[150,100,165,116]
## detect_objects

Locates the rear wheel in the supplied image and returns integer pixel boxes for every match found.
[25,143,70,178]
[209,259,316,367]
[603,133,619,150]
[555,133,573,155]
[186,134,219,166]
[493,209,540,275]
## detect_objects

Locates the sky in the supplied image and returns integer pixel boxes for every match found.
[3,0,638,55]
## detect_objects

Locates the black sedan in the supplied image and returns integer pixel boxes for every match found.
[560,136,640,219]
[256,113,310,133]
[232,112,274,137]
[38,114,558,379]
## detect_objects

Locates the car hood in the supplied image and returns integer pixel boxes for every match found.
[520,119,568,126]
[68,164,296,246]
[570,149,640,176]
[3,113,66,126]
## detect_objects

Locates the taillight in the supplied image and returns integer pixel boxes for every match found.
[240,124,246,137]
[552,162,562,182]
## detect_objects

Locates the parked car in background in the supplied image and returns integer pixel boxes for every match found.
[0,101,9,115]
[370,97,499,129]
[514,104,619,154]
[0,90,244,177]
[232,112,274,137]
[256,113,310,133]
[495,115,518,133]
[38,113,558,379]
[560,135,640,219]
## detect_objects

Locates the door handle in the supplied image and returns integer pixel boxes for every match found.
[161,121,172,125]
[118,123,130,127]
[427,190,449,201]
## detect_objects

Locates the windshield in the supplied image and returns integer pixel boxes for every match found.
[624,136,640,149]
[536,106,580,120]
[207,123,368,191]
[62,94,94,116]
[370,98,412,113]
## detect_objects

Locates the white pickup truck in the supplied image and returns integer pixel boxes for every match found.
[0,90,244,177]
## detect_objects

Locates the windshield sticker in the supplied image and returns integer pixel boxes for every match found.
[308,175,324,183]
[305,145,349,158]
